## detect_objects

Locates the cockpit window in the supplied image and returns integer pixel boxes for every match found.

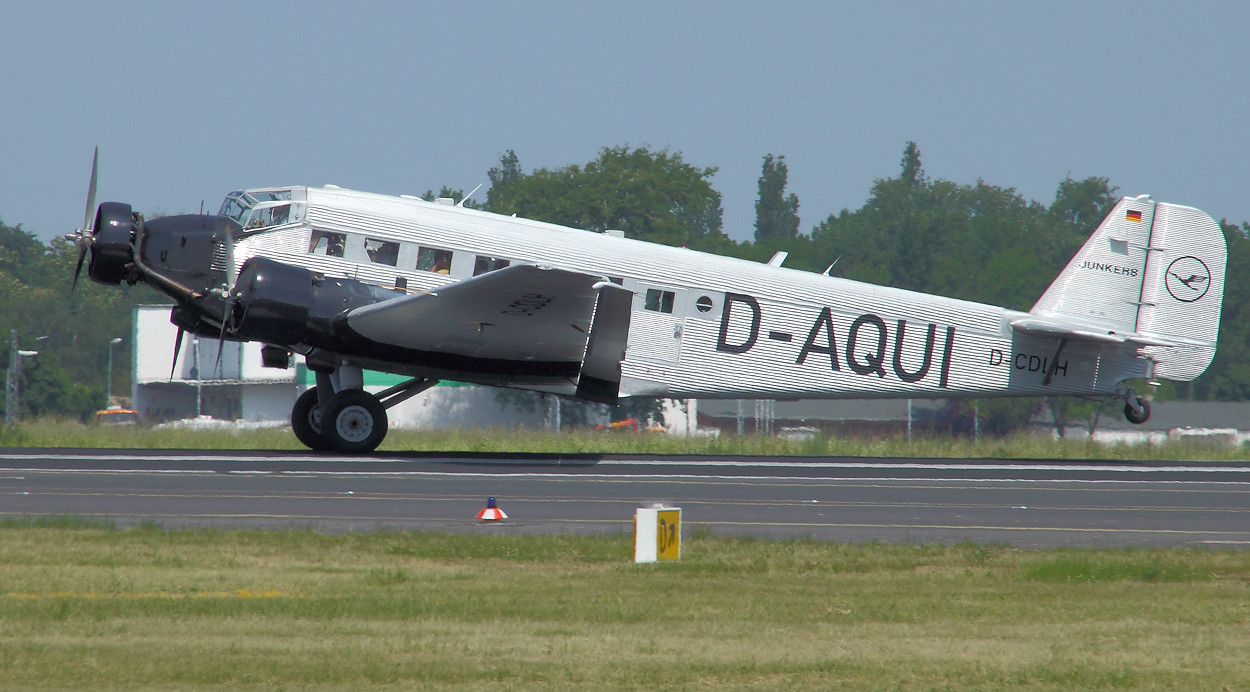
[219,192,251,225]
[219,190,299,229]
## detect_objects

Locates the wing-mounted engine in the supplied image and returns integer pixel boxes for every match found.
[227,256,401,349]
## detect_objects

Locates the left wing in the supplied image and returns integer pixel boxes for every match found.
[339,264,631,399]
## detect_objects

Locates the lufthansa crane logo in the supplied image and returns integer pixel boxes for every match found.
[1165,256,1211,303]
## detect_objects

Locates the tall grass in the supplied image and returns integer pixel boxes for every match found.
[1,525,1247,688]
[2,415,1248,460]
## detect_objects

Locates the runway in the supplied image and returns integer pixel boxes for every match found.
[3,448,1250,548]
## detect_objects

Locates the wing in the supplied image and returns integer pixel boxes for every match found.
[338,264,631,401]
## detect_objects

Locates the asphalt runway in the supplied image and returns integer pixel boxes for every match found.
[2,448,1249,549]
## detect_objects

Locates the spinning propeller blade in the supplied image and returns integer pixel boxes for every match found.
[169,327,184,382]
[70,147,99,295]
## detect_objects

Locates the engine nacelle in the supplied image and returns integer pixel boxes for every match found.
[230,257,317,346]
[88,202,138,285]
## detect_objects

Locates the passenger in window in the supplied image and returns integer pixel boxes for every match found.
[433,256,450,274]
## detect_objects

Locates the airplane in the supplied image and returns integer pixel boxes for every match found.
[67,149,1226,453]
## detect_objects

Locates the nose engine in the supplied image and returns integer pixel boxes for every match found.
[84,201,140,285]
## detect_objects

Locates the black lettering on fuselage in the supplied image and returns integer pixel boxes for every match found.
[714,292,957,388]
[892,320,937,383]
[795,307,840,370]
[716,292,761,354]
[846,314,887,378]
[1013,352,1068,377]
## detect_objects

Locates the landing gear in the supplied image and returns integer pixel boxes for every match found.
[1123,388,1151,425]
[322,389,388,454]
[288,363,441,454]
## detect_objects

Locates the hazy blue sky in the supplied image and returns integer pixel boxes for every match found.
[3,1,1248,244]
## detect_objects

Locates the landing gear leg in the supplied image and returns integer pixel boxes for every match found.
[1123,388,1151,425]
[289,360,440,454]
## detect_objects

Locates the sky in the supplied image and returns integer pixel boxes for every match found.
[3,1,1249,245]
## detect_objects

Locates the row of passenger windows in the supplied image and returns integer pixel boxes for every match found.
[308,230,508,277]
[305,229,701,315]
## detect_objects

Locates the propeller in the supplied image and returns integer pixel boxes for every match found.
[69,146,99,294]
[169,327,184,382]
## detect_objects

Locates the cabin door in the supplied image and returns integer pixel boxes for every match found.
[627,283,686,365]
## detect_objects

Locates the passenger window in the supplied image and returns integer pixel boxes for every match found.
[308,230,346,257]
[473,255,510,276]
[645,289,675,313]
[416,247,453,274]
[364,238,399,266]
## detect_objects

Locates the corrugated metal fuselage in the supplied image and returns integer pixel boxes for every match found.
[229,186,1143,401]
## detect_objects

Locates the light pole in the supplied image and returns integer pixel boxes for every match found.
[106,337,123,405]
[4,329,39,426]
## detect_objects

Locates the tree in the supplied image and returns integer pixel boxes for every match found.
[900,141,923,186]
[485,149,522,209]
[483,145,725,247]
[753,154,800,244]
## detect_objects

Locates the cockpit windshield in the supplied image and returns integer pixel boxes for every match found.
[219,189,303,230]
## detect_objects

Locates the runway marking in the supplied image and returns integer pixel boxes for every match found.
[32,469,1250,486]
[3,452,1250,476]
[9,489,1250,515]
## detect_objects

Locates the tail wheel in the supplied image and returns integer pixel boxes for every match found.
[291,387,333,451]
[1124,398,1151,425]
[322,389,388,454]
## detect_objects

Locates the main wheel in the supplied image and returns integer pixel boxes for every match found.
[1124,398,1151,425]
[291,387,333,451]
[322,389,388,454]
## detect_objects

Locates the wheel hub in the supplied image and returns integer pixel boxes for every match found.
[334,405,374,443]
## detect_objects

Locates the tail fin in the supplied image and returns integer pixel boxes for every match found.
[1030,195,1226,381]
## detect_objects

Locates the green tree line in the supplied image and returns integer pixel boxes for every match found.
[4,142,1247,430]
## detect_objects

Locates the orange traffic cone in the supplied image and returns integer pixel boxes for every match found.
[476,496,507,521]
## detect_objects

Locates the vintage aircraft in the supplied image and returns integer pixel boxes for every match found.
[68,149,1226,453]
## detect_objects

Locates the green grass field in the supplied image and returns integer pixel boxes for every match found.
[1,520,1248,689]
[2,416,1249,461]
[2,421,1247,687]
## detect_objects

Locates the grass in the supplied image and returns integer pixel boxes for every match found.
[2,416,1249,461]
[0,523,1247,689]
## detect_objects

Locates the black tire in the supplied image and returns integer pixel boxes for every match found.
[322,389,388,454]
[291,387,333,451]
[1124,398,1151,425]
